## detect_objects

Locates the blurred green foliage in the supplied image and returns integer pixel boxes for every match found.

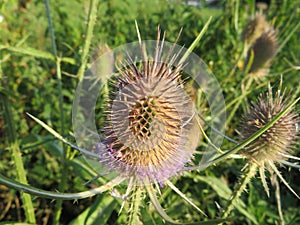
[0,0,299,224]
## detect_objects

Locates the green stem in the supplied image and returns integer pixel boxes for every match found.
[234,0,240,34]
[273,176,284,225]
[222,45,255,126]
[0,93,36,224]
[221,163,257,219]
[213,81,266,120]
[128,186,143,225]
[77,0,99,81]
[53,59,66,225]
[226,76,253,127]
[291,82,300,102]
[179,16,212,65]
[44,1,66,224]
[0,173,124,200]
[221,40,248,85]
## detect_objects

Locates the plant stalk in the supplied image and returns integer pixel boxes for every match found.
[0,173,124,200]
[77,0,99,81]
[44,1,66,224]
[221,163,258,219]
[0,93,36,224]
[128,186,143,225]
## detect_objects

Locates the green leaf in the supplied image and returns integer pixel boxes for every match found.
[0,223,34,225]
[0,45,54,59]
[68,195,116,225]
[140,206,162,225]
[197,176,258,225]
[145,182,232,225]
[0,45,76,64]
[0,173,124,200]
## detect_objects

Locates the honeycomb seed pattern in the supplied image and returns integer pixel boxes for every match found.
[129,97,157,139]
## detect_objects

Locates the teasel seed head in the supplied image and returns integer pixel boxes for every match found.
[245,28,277,79]
[96,30,200,184]
[240,87,299,165]
[242,14,270,47]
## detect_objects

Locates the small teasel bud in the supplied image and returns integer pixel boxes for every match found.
[242,13,277,80]
[242,14,270,47]
[245,28,277,79]
[240,87,299,164]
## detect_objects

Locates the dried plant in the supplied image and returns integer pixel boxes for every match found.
[240,85,300,198]
[242,14,278,80]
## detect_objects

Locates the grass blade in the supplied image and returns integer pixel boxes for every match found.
[0,93,36,224]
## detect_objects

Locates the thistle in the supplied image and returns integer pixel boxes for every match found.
[222,85,299,220]
[241,87,299,165]
[90,24,211,223]
[240,85,300,198]
[97,28,200,185]
[245,28,277,79]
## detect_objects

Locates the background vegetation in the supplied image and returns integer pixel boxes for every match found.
[0,0,299,224]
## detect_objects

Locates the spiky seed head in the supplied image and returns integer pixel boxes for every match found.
[240,88,299,164]
[242,14,270,47]
[96,33,200,184]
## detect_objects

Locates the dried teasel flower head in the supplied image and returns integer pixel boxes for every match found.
[245,28,277,79]
[71,21,227,223]
[96,28,201,184]
[242,14,270,47]
[240,86,299,165]
[242,14,277,80]
[240,84,300,199]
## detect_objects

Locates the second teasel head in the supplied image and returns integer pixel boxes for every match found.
[240,87,299,165]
